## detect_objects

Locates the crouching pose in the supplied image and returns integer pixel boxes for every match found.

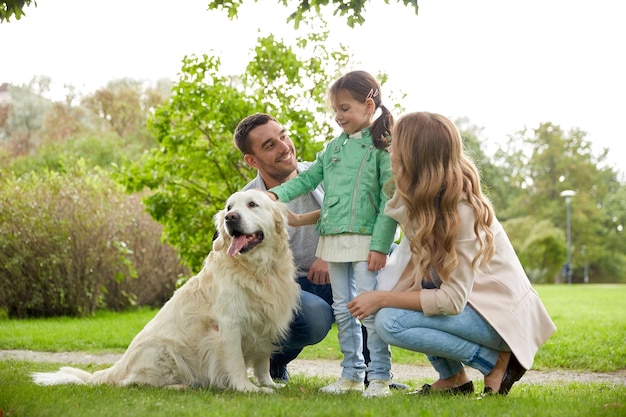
[348,112,556,396]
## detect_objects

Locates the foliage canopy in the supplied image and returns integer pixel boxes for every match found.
[207,0,419,28]
[1,8,624,284]
[115,31,351,272]
[1,1,419,25]
[0,0,35,22]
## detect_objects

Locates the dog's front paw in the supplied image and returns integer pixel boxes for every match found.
[257,377,278,388]
[164,384,190,390]
[233,381,273,394]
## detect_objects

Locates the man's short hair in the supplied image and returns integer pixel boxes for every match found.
[233,113,277,155]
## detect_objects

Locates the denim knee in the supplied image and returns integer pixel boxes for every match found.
[296,276,333,307]
[297,290,333,345]
[374,308,394,344]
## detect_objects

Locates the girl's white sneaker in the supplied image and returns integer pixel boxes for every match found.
[362,379,392,398]
[319,378,365,393]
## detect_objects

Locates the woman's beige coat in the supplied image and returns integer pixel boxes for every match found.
[384,192,556,369]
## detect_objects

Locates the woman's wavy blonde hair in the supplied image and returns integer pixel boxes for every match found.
[391,112,495,282]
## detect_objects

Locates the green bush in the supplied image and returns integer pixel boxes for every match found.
[7,131,156,177]
[0,161,187,318]
[103,192,189,310]
[502,217,567,284]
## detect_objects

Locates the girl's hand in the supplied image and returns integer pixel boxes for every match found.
[367,250,387,271]
[348,291,383,320]
[287,209,320,227]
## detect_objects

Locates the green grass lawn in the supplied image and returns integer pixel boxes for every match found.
[1,284,625,417]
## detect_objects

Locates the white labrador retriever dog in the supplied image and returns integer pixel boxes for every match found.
[31,189,300,393]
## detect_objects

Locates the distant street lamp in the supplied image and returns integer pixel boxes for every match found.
[560,190,576,284]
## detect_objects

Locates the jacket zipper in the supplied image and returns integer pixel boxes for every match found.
[350,145,374,231]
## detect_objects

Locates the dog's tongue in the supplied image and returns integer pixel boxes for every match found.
[228,235,247,256]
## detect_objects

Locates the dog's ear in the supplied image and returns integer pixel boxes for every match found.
[212,208,229,252]
[273,201,290,238]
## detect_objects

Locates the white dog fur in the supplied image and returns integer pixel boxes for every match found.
[31,189,300,393]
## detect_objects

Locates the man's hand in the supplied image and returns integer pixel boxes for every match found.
[307,258,330,285]
[367,250,387,271]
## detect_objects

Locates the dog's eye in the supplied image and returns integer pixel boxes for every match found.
[227,205,232,211]
[248,201,258,208]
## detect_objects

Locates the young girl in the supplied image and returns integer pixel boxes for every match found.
[268,70,398,397]
[347,112,556,396]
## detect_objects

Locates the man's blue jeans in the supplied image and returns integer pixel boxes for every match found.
[270,278,334,367]
[276,243,400,370]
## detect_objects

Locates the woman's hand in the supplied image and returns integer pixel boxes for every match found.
[347,291,384,320]
[349,289,423,319]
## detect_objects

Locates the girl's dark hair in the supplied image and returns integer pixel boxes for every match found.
[328,70,393,149]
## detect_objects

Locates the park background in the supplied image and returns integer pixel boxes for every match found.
[0,4,625,416]
[1,0,625,318]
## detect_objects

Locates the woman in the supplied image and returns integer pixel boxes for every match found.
[347,111,556,396]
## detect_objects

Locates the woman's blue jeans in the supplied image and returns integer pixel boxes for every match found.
[375,304,509,379]
[328,261,391,382]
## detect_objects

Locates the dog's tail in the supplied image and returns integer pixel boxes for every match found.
[31,366,93,385]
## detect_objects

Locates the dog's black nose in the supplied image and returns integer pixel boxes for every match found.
[225,212,240,223]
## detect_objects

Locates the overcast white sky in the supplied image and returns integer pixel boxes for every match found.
[2,0,625,176]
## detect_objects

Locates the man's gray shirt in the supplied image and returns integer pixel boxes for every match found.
[242,162,324,277]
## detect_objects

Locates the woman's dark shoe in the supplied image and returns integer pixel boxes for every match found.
[409,381,474,396]
[389,381,410,390]
[499,354,526,395]
[481,354,527,396]
[479,386,495,398]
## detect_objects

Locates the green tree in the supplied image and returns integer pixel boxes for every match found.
[457,119,566,283]
[0,0,36,22]
[81,78,170,139]
[0,77,52,156]
[4,78,166,176]
[598,182,626,280]
[40,101,85,143]
[116,32,351,272]
[494,122,625,283]
[2,1,419,26]
[456,117,514,216]
[502,217,566,284]
[2,0,418,25]
[207,0,418,28]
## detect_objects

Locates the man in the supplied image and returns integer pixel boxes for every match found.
[233,113,408,390]
[234,113,334,383]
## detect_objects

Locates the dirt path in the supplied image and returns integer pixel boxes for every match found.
[2,349,624,386]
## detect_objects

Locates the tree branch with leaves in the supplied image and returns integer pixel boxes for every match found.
[0,0,36,22]
[207,0,418,28]
[114,31,351,272]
